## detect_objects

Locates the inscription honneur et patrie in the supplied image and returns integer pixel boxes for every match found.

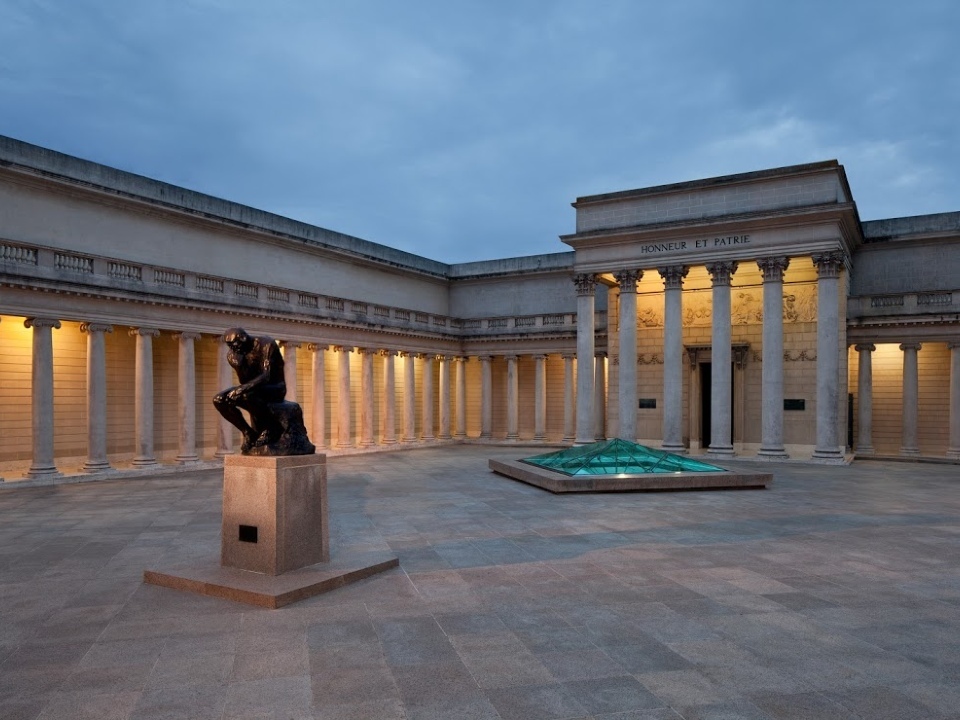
[640,234,751,255]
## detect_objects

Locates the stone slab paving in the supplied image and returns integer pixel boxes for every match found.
[2,445,960,719]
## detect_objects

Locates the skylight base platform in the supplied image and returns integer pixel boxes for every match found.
[489,458,771,493]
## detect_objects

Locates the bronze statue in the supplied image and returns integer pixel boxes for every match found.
[213,328,315,456]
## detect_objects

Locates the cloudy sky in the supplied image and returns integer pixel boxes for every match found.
[1,1,957,263]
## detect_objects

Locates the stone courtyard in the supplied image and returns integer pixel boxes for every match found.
[2,446,960,720]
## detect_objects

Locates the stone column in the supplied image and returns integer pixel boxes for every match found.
[811,251,845,462]
[594,351,606,441]
[25,317,61,477]
[562,354,576,443]
[706,262,737,457]
[659,265,688,453]
[454,357,467,439]
[216,335,234,457]
[757,257,790,459]
[506,355,519,441]
[900,342,921,456]
[280,341,300,402]
[335,346,352,448]
[402,352,417,442]
[175,332,201,464]
[854,344,875,455]
[131,327,160,467]
[438,356,452,440]
[81,323,112,472]
[534,355,547,441]
[421,354,435,441]
[309,344,327,450]
[480,355,493,439]
[687,348,702,450]
[359,348,375,447]
[575,274,597,444]
[380,350,397,444]
[948,343,960,459]
[614,270,641,441]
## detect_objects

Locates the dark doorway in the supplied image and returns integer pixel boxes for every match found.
[700,362,712,448]
[700,362,735,449]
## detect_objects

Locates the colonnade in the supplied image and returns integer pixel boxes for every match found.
[573,250,848,460]
[854,341,960,459]
[6,316,589,478]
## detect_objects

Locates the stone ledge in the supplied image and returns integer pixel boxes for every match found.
[144,549,398,609]
[489,458,771,493]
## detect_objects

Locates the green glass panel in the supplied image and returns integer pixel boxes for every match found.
[521,439,725,476]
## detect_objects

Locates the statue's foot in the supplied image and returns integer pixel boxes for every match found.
[241,430,258,453]
[252,430,273,448]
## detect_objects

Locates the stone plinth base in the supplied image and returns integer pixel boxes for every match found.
[221,454,328,575]
[489,459,771,493]
[144,550,399,609]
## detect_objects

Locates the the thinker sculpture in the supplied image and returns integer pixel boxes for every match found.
[213,328,315,456]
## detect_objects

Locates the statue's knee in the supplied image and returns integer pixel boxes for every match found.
[213,392,229,410]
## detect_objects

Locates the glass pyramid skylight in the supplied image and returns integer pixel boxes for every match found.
[521,439,725,476]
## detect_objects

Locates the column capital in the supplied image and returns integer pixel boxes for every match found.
[356,347,375,355]
[307,343,328,352]
[705,262,738,286]
[533,354,547,361]
[25,317,61,330]
[561,353,576,360]
[756,256,790,282]
[812,250,845,278]
[573,273,597,296]
[613,269,642,292]
[280,340,302,349]
[129,327,160,337]
[452,355,467,363]
[174,331,201,341]
[399,350,414,358]
[436,354,447,362]
[657,265,689,289]
[80,323,113,334]
[504,354,519,361]
[899,342,922,352]
[478,355,493,363]
[333,345,352,354]
[855,343,876,352]
[949,341,960,350]
[378,349,397,357]
[594,351,607,359]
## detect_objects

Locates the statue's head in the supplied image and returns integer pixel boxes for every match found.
[224,328,252,353]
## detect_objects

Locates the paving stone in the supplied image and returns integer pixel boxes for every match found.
[3,448,960,718]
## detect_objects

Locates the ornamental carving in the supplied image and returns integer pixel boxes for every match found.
[784,350,817,362]
[812,251,845,279]
[614,269,641,291]
[732,292,762,325]
[638,354,664,365]
[573,273,597,296]
[658,265,689,289]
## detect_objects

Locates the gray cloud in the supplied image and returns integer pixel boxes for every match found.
[1,0,956,262]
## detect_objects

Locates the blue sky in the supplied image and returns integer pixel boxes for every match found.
[1,1,957,263]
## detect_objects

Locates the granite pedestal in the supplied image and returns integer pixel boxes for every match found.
[144,453,398,608]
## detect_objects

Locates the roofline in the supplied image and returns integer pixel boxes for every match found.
[0,134,452,277]
[573,160,844,207]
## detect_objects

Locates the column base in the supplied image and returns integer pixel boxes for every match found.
[562,435,576,444]
[381,438,398,445]
[660,443,687,455]
[811,448,845,464]
[82,460,113,473]
[176,454,201,464]
[438,434,452,441]
[27,464,60,478]
[900,447,921,456]
[855,446,874,456]
[947,449,960,460]
[706,446,735,458]
[756,447,789,460]
[214,449,234,459]
[132,456,158,467]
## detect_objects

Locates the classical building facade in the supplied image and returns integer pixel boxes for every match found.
[1,136,958,479]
